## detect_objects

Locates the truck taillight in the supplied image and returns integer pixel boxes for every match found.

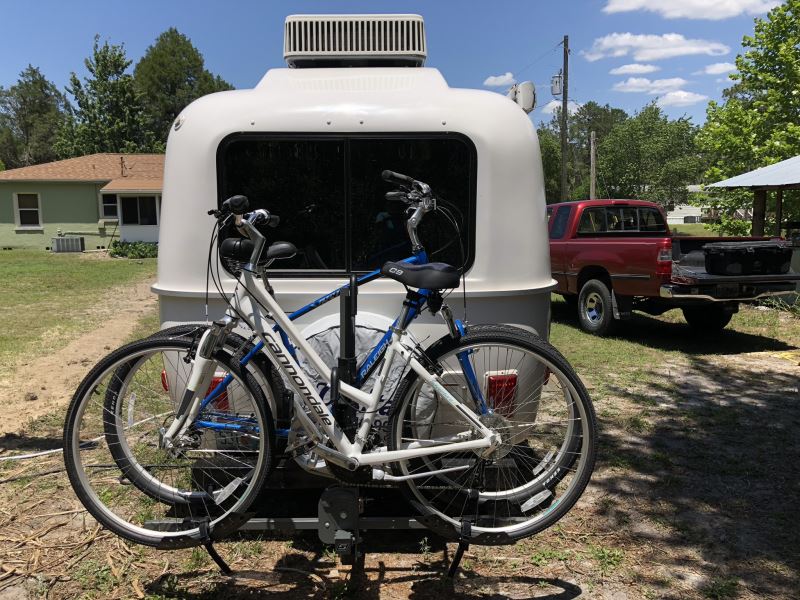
[485,372,518,416]
[160,371,228,410]
[656,241,673,276]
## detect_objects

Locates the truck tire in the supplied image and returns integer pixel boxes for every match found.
[682,306,733,333]
[577,279,616,336]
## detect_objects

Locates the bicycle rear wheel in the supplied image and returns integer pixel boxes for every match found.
[388,326,596,545]
[63,337,273,548]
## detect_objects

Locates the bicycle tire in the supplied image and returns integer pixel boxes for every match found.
[388,325,597,545]
[64,337,274,549]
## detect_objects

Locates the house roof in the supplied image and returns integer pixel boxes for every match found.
[100,178,162,193]
[708,155,800,189]
[0,153,164,184]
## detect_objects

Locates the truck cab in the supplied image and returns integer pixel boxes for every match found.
[548,199,798,335]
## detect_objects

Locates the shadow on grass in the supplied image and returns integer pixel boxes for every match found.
[551,300,796,355]
[0,432,62,452]
[594,354,800,598]
[144,540,583,599]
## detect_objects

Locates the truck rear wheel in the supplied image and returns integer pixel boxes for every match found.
[682,306,733,333]
[577,279,616,336]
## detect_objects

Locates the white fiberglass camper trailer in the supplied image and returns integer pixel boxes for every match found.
[153,14,554,342]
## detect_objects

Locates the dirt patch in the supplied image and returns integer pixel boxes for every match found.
[0,305,798,598]
[0,280,156,436]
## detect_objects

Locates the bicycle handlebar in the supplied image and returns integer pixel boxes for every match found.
[381,169,415,187]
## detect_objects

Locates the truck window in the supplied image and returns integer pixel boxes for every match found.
[549,205,572,239]
[217,134,476,275]
[638,207,667,232]
[577,207,606,235]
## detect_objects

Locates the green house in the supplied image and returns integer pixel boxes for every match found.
[0,153,164,250]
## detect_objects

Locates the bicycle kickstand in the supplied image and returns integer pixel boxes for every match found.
[198,519,232,575]
[446,519,471,579]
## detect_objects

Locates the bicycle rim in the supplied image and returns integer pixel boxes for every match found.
[391,336,595,541]
[64,341,271,547]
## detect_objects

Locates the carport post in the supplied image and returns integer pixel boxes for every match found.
[775,189,783,237]
[752,189,767,236]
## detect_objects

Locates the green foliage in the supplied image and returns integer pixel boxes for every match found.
[538,101,629,202]
[698,0,800,234]
[134,28,233,142]
[0,65,67,168]
[55,37,157,157]
[109,240,158,258]
[598,103,703,207]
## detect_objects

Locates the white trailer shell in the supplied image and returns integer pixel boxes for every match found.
[153,66,554,340]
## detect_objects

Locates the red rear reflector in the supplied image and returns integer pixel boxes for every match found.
[160,370,228,410]
[208,376,228,411]
[656,241,673,277]
[487,373,517,416]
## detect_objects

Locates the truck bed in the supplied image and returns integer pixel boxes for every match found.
[671,264,800,285]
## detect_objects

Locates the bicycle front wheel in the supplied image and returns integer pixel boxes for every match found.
[63,337,274,548]
[388,326,597,545]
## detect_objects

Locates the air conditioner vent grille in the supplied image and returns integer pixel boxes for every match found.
[284,14,427,68]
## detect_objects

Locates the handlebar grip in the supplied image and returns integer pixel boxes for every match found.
[385,191,408,203]
[382,170,415,186]
[223,195,249,215]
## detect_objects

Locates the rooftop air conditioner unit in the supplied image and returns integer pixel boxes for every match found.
[51,236,85,253]
[284,14,427,68]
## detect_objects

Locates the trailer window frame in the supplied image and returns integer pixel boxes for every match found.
[216,132,478,278]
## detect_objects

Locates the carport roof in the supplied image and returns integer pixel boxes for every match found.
[708,155,800,190]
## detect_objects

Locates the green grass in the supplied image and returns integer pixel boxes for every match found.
[0,250,156,374]
[670,223,718,236]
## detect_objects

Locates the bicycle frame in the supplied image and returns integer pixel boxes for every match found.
[218,266,496,466]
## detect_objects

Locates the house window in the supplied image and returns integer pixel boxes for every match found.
[120,196,158,225]
[101,194,118,219]
[217,134,476,275]
[14,193,41,228]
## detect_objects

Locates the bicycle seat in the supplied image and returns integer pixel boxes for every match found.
[220,238,298,262]
[381,261,460,290]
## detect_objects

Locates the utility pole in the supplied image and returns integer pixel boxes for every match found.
[560,35,569,201]
[589,130,596,199]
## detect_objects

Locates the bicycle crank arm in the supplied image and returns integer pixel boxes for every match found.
[312,443,361,471]
[371,464,470,482]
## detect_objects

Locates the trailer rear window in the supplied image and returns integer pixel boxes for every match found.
[217,134,476,275]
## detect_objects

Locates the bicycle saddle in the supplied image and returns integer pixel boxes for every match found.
[220,238,298,262]
[381,261,460,290]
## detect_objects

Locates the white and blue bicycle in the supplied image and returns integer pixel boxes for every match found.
[63,170,597,549]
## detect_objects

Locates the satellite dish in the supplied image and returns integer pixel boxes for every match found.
[507,81,536,114]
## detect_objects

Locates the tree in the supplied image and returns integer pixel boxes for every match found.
[598,103,702,206]
[0,66,67,168]
[134,28,233,141]
[56,37,156,157]
[697,0,800,233]
[538,102,628,201]
[536,124,562,202]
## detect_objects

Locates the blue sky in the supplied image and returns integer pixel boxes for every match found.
[0,0,780,124]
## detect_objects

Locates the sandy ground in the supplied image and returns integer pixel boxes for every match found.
[0,280,156,435]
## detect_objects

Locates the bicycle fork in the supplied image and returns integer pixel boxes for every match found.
[161,318,237,450]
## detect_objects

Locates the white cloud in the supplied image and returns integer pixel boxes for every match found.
[603,0,779,20]
[695,62,737,75]
[609,63,660,75]
[613,77,688,94]
[583,33,729,62]
[657,90,709,107]
[483,72,516,87]
[541,100,581,115]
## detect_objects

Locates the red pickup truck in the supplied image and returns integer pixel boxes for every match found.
[547,199,799,335]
